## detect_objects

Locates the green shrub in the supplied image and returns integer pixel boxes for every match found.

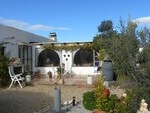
[115,103,130,113]
[96,49,106,61]
[0,37,14,87]
[83,91,96,110]
[105,94,118,112]
[0,55,10,86]
[83,76,131,112]
[93,76,108,110]
[103,94,131,113]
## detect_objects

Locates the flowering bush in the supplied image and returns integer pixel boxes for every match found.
[83,76,131,112]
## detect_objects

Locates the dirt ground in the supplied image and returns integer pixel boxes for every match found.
[0,84,124,113]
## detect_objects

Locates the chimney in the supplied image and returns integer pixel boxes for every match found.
[49,32,57,42]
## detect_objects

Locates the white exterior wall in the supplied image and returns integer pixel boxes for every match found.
[6,44,18,58]
[61,50,72,73]
[32,66,98,77]
[32,46,98,77]
[72,67,98,76]
[34,67,58,75]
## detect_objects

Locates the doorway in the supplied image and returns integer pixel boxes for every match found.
[18,45,32,73]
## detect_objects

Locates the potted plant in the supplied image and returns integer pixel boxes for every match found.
[47,71,52,79]
[56,66,64,84]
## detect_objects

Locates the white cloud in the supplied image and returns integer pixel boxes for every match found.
[0,17,70,31]
[0,17,29,29]
[27,24,70,31]
[133,16,150,24]
[27,24,54,31]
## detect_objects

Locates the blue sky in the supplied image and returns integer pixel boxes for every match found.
[0,0,150,42]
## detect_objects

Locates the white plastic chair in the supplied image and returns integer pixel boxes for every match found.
[8,66,25,88]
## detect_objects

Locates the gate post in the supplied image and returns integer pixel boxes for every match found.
[54,87,61,112]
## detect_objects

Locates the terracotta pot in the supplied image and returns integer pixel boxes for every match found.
[92,109,106,113]
[102,88,110,97]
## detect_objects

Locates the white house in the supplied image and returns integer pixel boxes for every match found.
[0,24,100,77]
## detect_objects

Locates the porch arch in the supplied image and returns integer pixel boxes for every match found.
[37,49,60,66]
[73,49,93,66]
